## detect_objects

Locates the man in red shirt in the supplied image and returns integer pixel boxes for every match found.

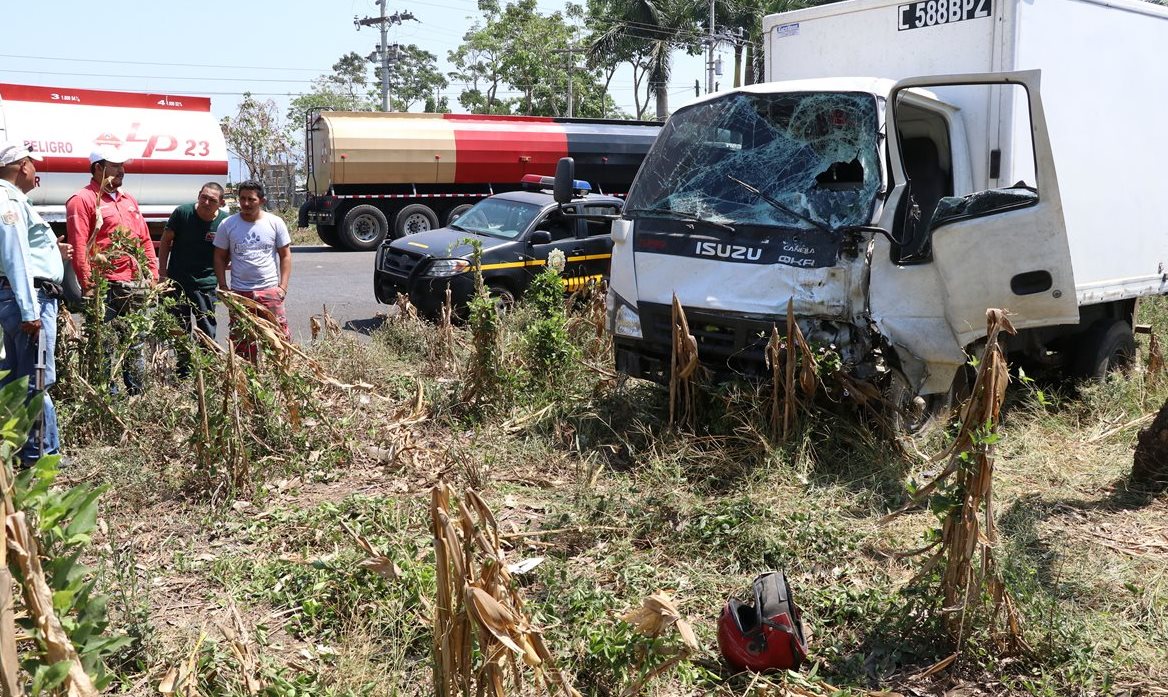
[65,147,159,394]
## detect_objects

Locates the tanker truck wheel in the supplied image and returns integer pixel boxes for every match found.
[316,224,343,248]
[341,205,389,251]
[1131,399,1168,492]
[394,204,439,239]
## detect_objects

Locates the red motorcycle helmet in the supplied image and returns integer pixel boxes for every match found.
[717,572,808,672]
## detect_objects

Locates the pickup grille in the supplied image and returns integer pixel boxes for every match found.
[381,248,426,276]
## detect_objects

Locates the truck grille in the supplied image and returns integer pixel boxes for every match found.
[638,302,775,361]
[380,248,426,276]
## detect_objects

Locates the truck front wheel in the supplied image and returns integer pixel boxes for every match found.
[394,204,439,238]
[341,205,389,251]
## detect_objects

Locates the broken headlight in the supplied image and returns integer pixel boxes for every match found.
[609,292,643,339]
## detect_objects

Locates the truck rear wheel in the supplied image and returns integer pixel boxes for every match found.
[341,205,389,251]
[394,204,439,238]
[316,224,342,248]
[1075,319,1136,380]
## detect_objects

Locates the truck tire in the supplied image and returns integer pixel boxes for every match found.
[446,204,474,226]
[1075,319,1136,381]
[394,204,439,239]
[341,205,389,251]
[316,224,343,248]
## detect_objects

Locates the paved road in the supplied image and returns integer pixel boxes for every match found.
[214,245,387,344]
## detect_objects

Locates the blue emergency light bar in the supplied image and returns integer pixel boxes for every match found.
[520,174,591,194]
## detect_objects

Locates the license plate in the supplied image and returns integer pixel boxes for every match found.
[898,0,992,31]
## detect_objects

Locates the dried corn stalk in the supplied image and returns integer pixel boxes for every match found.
[885,308,1028,656]
[765,298,821,441]
[431,481,579,697]
[619,591,699,697]
[1148,333,1164,383]
[669,294,700,427]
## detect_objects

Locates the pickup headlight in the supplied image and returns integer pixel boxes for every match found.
[423,258,471,277]
[613,301,642,339]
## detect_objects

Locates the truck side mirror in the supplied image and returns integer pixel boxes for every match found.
[529,230,552,245]
[553,157,575,204]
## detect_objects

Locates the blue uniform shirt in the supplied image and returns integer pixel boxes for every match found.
[0,179,64,322]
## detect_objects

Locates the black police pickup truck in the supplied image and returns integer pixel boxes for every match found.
[374,175,624,317]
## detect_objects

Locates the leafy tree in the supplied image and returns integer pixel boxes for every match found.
[287,52,377,126]
[382,44,449,112]
[585,0,658,118]
[449,5,513,114]
[221,93,294,182]
[451,0,614,117]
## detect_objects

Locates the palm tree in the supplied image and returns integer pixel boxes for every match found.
[590,0,699,120]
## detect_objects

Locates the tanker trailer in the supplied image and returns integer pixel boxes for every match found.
[301,111,660,251]
[0,83,229,236]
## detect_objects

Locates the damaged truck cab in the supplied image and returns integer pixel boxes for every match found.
[606,0,1168,408]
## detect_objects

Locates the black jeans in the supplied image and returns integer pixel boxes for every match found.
[169,282,217,376]
[104,283,148,395]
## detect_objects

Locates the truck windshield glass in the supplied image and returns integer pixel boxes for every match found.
[452,199,543,240]
[626,92,881,231]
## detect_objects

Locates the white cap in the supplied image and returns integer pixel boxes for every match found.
[89,146,131,165]
[0,141,44,167]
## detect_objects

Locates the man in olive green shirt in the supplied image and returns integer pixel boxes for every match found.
[159,183,227,376]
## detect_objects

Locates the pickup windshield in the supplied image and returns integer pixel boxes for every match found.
[625,91,881,232]
[453,198,543,240]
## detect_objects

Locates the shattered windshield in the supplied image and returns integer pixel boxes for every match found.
[626,92,881,232]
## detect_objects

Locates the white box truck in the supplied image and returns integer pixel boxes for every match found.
[602,0,1168,419]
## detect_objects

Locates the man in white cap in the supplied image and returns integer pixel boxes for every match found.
[65,146,158,395]
[0,140,71,465]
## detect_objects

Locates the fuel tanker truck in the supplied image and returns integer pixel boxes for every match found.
[300,112,660,251]
[0,83,229,236]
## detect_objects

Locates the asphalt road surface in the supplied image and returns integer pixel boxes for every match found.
[214,245,386,344]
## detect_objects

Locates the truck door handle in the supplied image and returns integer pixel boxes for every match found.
[571,248,585,255]
[1010,270,1053,296]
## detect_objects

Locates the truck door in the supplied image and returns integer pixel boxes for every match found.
[573,202,620,291]
[887,71,1078,347]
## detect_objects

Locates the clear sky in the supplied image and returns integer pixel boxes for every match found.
[2,0,728,179]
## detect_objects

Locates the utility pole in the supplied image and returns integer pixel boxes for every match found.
[551,47,580,117]
[355,1,417,111]
[706,0,716,94]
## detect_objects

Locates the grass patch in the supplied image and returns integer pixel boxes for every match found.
[62,292,1168,695]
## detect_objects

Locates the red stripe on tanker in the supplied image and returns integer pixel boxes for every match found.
[450,119,569,185]
[0,83,211,112]
[35,157,230,176]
